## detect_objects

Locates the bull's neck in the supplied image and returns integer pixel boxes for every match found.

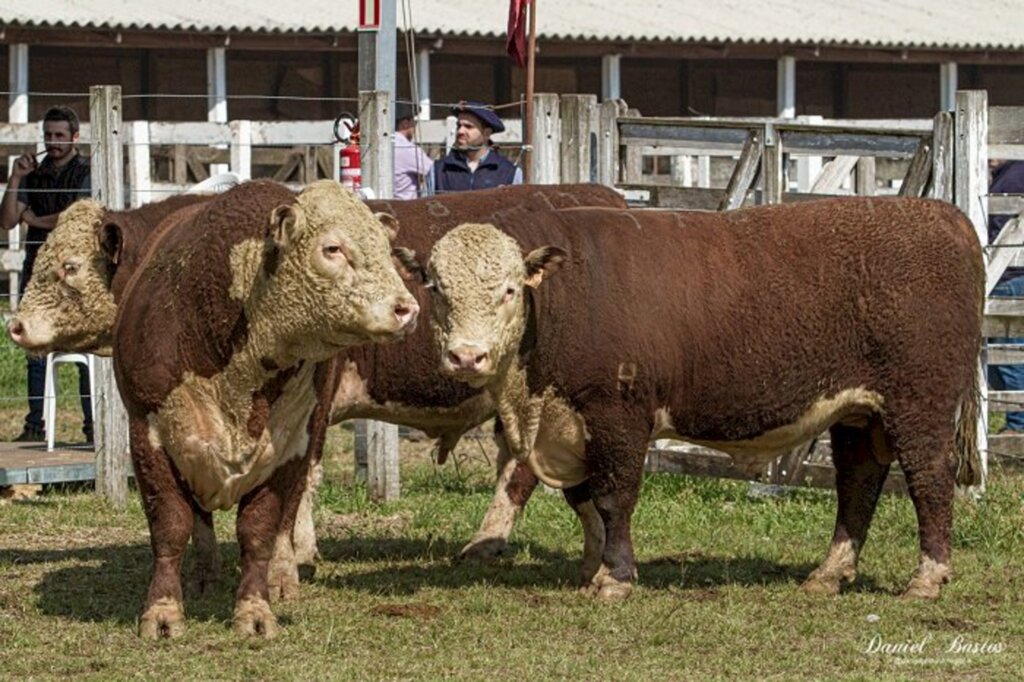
[212,314,296,411]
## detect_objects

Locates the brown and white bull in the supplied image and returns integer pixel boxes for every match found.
[112,179,417,637]
[417,198,984,601]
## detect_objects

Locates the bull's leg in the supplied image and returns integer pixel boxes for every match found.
[234,452,310,637]
[267,458,321,601]
[579,409,648,602]
[458,421,539,562]
[187,508,223,596]
[562,482,606,587]
[131,421,191,639]
[892,420,957,600]
[802,421,890,596]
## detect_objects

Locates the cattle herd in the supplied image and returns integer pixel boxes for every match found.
[7,180,985,638]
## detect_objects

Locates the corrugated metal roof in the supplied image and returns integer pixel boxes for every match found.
[2,1,1023,51]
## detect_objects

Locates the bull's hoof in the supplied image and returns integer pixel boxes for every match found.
[139,597,186,639]
[267,560,301,603]
[580,565,634,602]
[799,576,842,596]
[456,536,510,564]
[233,596,279,638]
[901,575,947,600]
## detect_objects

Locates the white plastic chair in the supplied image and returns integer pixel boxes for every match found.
[43,352,95,451]
[186,171,243,194]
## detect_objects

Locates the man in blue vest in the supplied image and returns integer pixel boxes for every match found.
[433,101,522,193]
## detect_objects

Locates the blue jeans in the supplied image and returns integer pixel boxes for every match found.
[25,355,93,437]
[989,276,1024,431]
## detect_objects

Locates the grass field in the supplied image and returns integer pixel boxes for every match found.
[1,419,1022,680]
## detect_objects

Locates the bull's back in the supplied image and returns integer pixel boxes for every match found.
[508,198,983,438]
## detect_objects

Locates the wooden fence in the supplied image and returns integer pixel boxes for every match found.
[3,88,1021,502]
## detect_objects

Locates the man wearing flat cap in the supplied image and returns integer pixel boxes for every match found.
[433,101,522,193]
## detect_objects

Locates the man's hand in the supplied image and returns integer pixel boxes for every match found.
[10,153,37,182]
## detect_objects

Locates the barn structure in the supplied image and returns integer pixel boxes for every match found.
[2,1,1024,131]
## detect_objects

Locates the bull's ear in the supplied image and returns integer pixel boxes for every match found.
[375,212,400,242]
[98,222,124,266]
[392,246,427,284]
[524,246,567,288]
[270,204,304,249]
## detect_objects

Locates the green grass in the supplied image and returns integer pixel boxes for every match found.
[1,433,1022,680]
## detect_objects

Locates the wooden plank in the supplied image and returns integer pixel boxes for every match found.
[988,106,1024,146]
[930,111,954,202]
[272,154,302,182]
[988,344,1024,365]
[761,125,783,204]
[126,121,152,208]
[669,155,693,187]
[987,390,1024,413]
[985,316,1024,339]
[186,155,210,182]
[955,91,990,272]
[173,144,188,185]
[988,195,1024,215]
[810,155,859,194]
[781,130,922,158]
[559,94,597,184]
[898,138,933,197]
[985,216,1024,296]
[148,121,229,145]
[719,129,762,211]
[531,93,561,185]
[597,99,623,186]
[855,156,876,196]
[623,109,644,186]
[230,119,253,180]
[365,420,400,502]
[617,184,727,210]
[90,85,131,508]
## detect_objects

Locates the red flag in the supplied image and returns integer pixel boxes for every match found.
[506,0,531,68]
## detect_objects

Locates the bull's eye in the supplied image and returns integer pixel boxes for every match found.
[62,262,79,277]
[323,245,344,258]
[503,286,516,304]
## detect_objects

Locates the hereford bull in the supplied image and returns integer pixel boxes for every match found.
[8,184,625,596]
[112,179,418,637]
[8,193,211,355]
[416,197,984,601]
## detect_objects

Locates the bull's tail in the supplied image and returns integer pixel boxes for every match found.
[953,362,984,487]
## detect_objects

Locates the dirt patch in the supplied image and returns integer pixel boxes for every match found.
[921,616,978,631]
[680,588,721,602]
[369,603,441,619]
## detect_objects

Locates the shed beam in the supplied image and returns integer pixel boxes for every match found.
[206,47,227,123]
[8,44,28,124]
[417,48,431,119]
[777,56,796,118]
[939,62,957,111]
[601,54,621,102]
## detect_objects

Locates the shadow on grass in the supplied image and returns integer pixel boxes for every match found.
[3,542,241,627]
[315,534,889,596]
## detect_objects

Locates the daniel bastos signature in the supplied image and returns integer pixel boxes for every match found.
[863,633,1005,656]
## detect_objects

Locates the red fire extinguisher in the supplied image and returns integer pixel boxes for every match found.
[334,114,361,191]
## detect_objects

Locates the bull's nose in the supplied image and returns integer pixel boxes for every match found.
[394,299,420,329]
[7,318,24,343]
[446,345,490,373]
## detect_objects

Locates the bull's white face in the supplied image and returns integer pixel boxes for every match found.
[8,200,117,355]
[426,223,564,388]
[253,181,419,361]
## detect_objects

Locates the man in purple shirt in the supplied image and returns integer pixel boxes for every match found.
[393,104,434,200]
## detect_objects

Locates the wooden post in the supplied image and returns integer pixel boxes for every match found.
[230,120,252,180]
[930,111,954,202]
[559,94,597,184]
[597,99,624,187]
[623,107,643,185]
[762,124,784,204]
[776,56,796,118]
[954,89,989,489]
[531,93,560,185]
[355,89,400,500]
[127,121,151,208]
[8,43,29,306]
[855,157,876,196]
[206,47,229,176]
[719,129,762,211]
[601,54,621,102]
[89,85,130,508]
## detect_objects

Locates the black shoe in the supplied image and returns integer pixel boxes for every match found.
[14,426,45,443]
[83,429,94,445]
